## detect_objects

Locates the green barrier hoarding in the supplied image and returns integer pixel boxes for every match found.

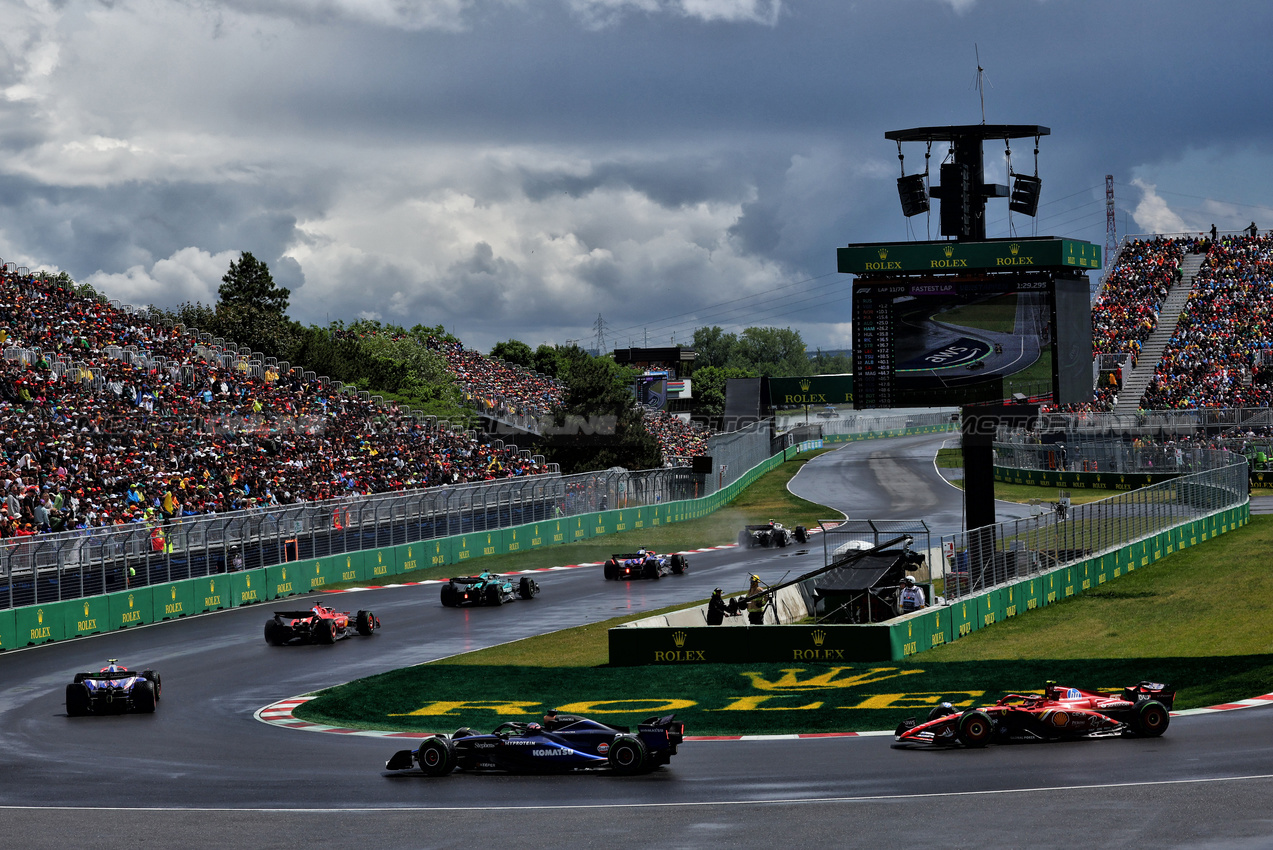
[592,511,614,537]
[608,624,893,666]
[337,551,364,583]
[569,516,591,543]
[108,588,153,629]
[230,569,267,606]
[977,589,1004,629]
[16,602,67,646]
[501,526,532,556]
[152,580,196,620]
[891,610,948,658]
[949,598,978,640]
[303,558,337,592]
[0,608,15,651]
[366,547,396,580]
[398,544,425,575]
[65,595,110,638]
[423,538,452,569]
[612,510,636,534]
[265,563,302,600]
[196,575,231,612]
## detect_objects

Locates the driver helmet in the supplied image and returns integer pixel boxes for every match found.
[768,519,776,526]
[101,659,121,673]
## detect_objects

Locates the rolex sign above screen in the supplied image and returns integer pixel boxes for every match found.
[768,375,853,407]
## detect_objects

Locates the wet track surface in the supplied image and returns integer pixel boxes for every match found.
[4,433,1273,848]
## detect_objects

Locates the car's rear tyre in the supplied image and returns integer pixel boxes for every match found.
[440,584,457,607]
[670,554,687,575]
[142,669,162,700]
[264,620,287,646]
[65,683,89,717]
[73,673,89,684]
[519,577,538,599]
[485,584,504,605]
[957,710,993,747]
[775,531,788,548]
[603,560,617,580]
[356,610,376,636]
[607,735,648,775]
[794,526,808,544]
[133,679,157,713]
[416,736,456,776]
[1133,700,1170,737]
[314,618,337,644]
[644,561,661,580]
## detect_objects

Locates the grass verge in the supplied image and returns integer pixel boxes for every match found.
[296,518,1273,735]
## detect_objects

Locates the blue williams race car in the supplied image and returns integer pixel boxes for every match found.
[386,711,685,776]
[440,571,540,607]
[65,660,161,716]
[603,549,688,580]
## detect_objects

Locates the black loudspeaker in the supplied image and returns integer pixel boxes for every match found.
[691,456,714,474]
[896,174,929,217]
[1009,174,1042,216]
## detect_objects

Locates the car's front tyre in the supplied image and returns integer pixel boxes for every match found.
[957,710,993,747]
[416,736,456,776]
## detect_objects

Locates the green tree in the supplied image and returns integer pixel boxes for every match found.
[533,344,563,378]
[491,339,534,367]
[541,349,659,473]
[212,252,297,358]
[736,326,809,377]
[692,326,739,369]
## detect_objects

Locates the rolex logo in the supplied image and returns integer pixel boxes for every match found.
[877,248,888,259]
[282,567,287,581]
[672,630,687,648]
[84,602,91,617]
[316,564,321,575]
[811,629,826,647]
[37,609,43,624]
[799,379,811,392]
[1010,243,1021,255]
[210,580,215,593]
[246,575,252,587]
[171,587,177,600]
[128,594,135,608]
[943,245,954,258]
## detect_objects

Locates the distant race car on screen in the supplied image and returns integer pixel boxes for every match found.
[385,712,685,776]
[894,681,1174,748]
[66,660,161,716]
[738,521,807,549]
[264,604,380,645]
[602,549,688,580]
[440,571,539,606]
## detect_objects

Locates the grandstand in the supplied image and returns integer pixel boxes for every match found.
[0,265,550,540]
[1087,230,1272,415]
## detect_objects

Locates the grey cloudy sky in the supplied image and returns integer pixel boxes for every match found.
[2,0,1272,354]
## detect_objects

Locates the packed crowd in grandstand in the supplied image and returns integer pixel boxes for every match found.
[643,410,710,463]
[1142,233,1273,409]
[0,270,548,539]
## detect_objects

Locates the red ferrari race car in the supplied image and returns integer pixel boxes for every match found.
[894,681,1174,747]
[264,604,380,645]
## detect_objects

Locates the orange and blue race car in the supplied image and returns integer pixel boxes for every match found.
[65,660,161,716]
[264,604,380,645]
[603,549,688,581]
[894,681,1174,747]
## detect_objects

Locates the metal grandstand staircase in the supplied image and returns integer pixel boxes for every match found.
[1111,252,1206,415]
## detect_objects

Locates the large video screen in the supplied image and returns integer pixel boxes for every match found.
[852,272,1091,409]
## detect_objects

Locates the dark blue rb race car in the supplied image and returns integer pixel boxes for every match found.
[603,550,688,580]
[385,711,685,776]
[65,660,161,716]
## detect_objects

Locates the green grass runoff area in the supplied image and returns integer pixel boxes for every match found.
[297,452,1273,736]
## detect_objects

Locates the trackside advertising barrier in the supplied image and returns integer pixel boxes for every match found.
[608,503,1249,665]
[0,438,813,650]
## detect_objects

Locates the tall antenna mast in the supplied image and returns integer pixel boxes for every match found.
[974,44,988,124]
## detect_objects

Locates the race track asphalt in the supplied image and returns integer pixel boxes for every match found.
[4,432,1273,849]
